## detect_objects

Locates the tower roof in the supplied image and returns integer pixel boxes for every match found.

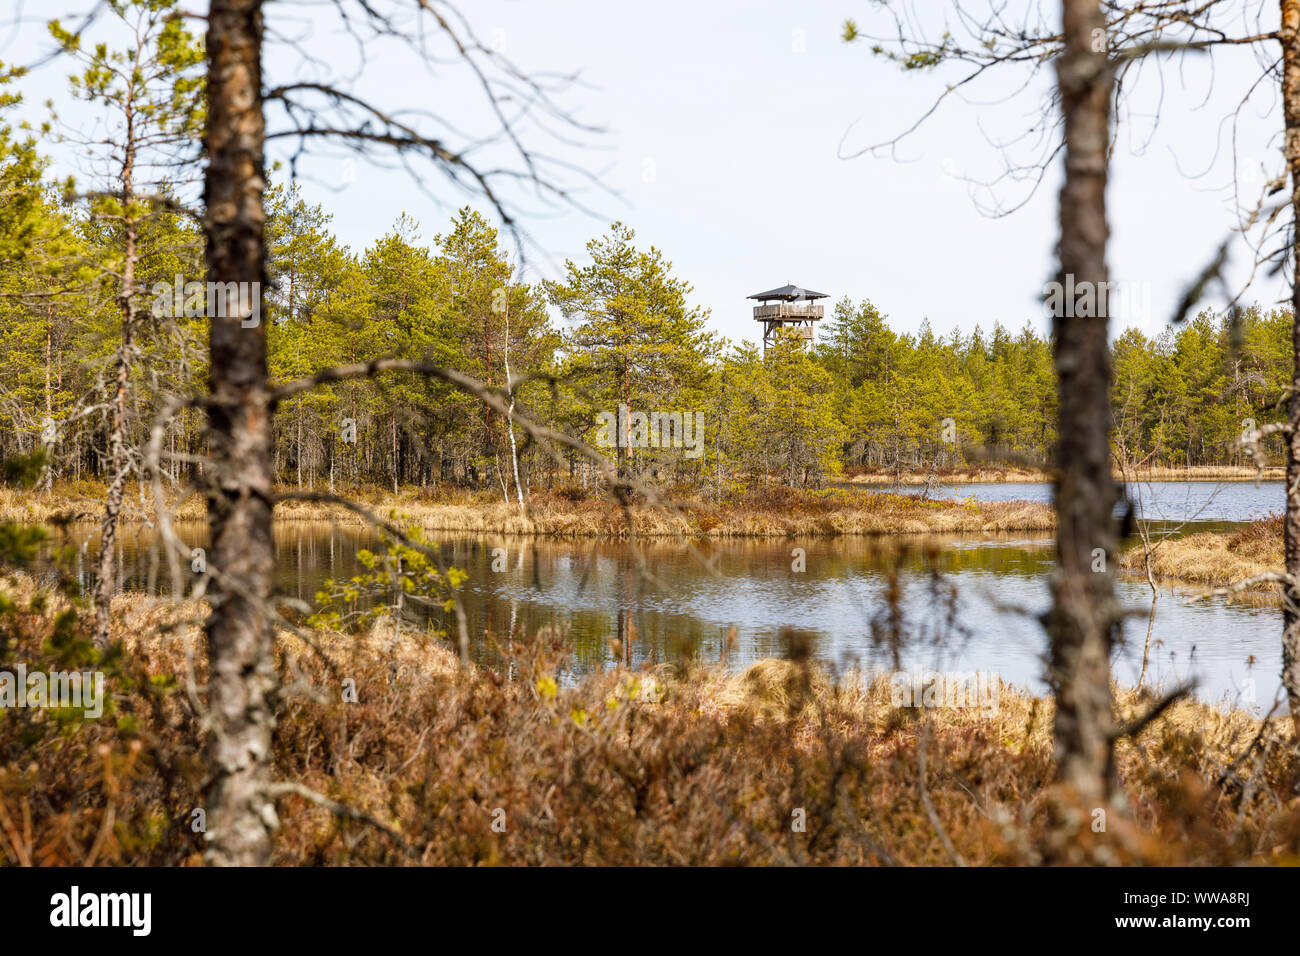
[747,283,828,301]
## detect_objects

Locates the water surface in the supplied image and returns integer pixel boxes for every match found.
[851,479,1283,525]
[54,498,1281,713]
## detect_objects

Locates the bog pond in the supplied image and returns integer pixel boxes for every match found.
[52,480,1287,712]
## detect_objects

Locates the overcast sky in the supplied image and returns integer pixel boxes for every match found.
[3,0,1290,348]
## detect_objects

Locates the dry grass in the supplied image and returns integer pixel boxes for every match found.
[0,482,207,524]
[849,464,1285,484]
[847,467,1050,484]
[1122,514,1283,592]
[1125,465,1286,482]
[1,579,1297,866]
[0,482,1055,538]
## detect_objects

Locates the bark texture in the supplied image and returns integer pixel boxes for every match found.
[1279,0,1300,740]
[1048,0,1119,806]
[202,0,277,866]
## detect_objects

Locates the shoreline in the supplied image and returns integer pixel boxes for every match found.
[845,464,1285,484]
[0,483,1056,538]
[4,475,1281,544]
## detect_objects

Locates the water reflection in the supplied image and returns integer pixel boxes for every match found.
[44,519,1281,712]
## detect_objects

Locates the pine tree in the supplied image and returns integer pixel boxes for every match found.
[547,222,715,480]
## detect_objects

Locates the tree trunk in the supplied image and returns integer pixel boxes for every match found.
[202,0,276,866]
[1279,0,1300,739]
[502,289,525,511]
[44,306,52,421]
[93,125,139,646]
[42,302,54,493]
[1048,0,1118,807]
[620,352,631,479]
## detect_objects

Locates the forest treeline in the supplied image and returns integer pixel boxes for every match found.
[0,168,1287,492]
[0,23,1287,495]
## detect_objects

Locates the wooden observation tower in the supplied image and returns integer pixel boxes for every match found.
[749,283,828,355]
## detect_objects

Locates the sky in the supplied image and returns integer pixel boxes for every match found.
[1,0,1291,349]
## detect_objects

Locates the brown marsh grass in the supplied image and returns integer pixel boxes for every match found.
[1122,514,1283,593]
[1,578,1296,866]
[0,482,1055,538]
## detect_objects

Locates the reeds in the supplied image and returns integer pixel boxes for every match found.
[0,482,1055,538]
[0,580,1295,866]
[1121,513,1283,592]
[847,464,1285,484]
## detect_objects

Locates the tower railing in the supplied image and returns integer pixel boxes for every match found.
[753,303,824,321]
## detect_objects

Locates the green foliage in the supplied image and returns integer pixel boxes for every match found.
[546,221,718,479]
[1,449,48,488]
[263,200,561,492]
[712,334,846,487]
[1111,306,1291,467]
[309,527,466,637]
[811,299,1290,473]
[0,523,49,567]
